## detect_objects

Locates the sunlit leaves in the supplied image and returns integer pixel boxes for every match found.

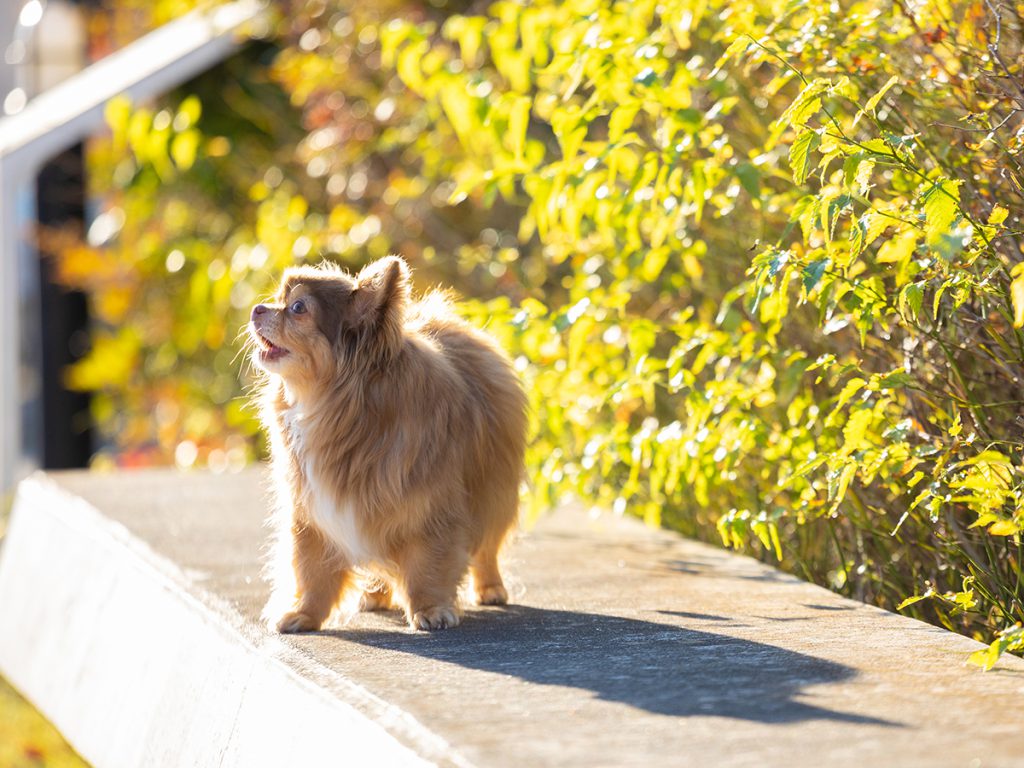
[66,329,140,390]
[507,96,532,159]
[789,130,821,185]
[170,129,200,170]
[922,178,962,243]
[1011,264,1024,328]
[709,36,751,77]
[801,258,829,293]
[775,77,831,134]
[898,282,923,321]
[68,0,1024,664]
[862,75,899,116]
[380,0,1024,660]
[969,626,1024,671]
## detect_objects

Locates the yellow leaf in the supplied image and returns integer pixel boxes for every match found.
[171,129,200,171]
[923,179,962,241]
[877,229,918,266]
[397,40,428,95]
[440,82,476,148]
[988,520,1019,536]
[842,408,873,453]
[508,96,531,159]
[864,75,899,114]
[968,645,999,670]
[175,95,202,129]
[104,95,132,133]
[609,104,640,143]
[1011,269,1024,328]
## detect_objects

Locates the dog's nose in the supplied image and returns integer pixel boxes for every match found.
[251,304,268,320]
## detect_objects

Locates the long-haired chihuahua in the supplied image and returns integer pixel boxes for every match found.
[249,256,527,631]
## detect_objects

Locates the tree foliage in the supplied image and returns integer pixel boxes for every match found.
[57,0,1024,663]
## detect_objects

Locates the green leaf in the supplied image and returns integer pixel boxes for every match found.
[396,40,428,94]
[551,107,586,160]
[922,179,962,241]
[877,370,912,389]
[899,283,924,321]
[790,130,821,185]
[882,419,912,441]
[843,154,874,196]
[634,68,658,87]
[801,258,829,293]
[877,229,919,267]
[968,626,1024,670]
[829,462,858,508]
[734,162,760,199]
[850,216,866,259]
[790,453,829,481]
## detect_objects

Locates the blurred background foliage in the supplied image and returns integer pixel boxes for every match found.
[53,0,1024,663]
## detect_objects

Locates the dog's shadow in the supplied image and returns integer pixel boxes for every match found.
[320,604,900,727]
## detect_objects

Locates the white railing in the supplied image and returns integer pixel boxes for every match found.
[0,0,266,495]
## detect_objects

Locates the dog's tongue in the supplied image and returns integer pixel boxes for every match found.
[259,334,289,360]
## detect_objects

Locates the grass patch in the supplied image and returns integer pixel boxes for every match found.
[0,675,86,768]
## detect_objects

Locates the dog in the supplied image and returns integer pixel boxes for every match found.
[249,256,527,631]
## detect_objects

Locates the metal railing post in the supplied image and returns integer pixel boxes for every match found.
[0,0,266,495]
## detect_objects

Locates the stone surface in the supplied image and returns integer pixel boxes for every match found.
[1,469,1023,767]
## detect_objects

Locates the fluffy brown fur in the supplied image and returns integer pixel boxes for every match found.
[248,256,527,632]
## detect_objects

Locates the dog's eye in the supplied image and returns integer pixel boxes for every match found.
[289,300,307,315]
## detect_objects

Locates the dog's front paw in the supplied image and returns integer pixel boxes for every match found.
[276,611,321,633]
[412,606,460,631]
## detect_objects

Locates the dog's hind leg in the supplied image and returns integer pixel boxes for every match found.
[470,483,517,606]
[471,537,509,606]
[358,581,394,612]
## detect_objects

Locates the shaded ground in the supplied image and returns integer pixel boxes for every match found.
[325,605,896,726]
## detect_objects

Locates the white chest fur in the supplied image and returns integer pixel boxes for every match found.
[282,406,374,566]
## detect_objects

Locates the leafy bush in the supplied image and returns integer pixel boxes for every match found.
[58,0,1024,663]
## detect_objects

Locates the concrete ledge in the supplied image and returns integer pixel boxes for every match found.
[0,473,456,767]
[1,469,1023,767]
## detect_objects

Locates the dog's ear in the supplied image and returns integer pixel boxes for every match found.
[352,256,409,324]
[350,256,410,357]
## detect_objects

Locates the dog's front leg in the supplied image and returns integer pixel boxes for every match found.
[276,521,351,633]
[399,528,469,631]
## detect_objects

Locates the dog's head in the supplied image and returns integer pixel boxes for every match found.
[249,256,410,387]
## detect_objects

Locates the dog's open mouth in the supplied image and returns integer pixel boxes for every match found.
[254,332,289,362]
